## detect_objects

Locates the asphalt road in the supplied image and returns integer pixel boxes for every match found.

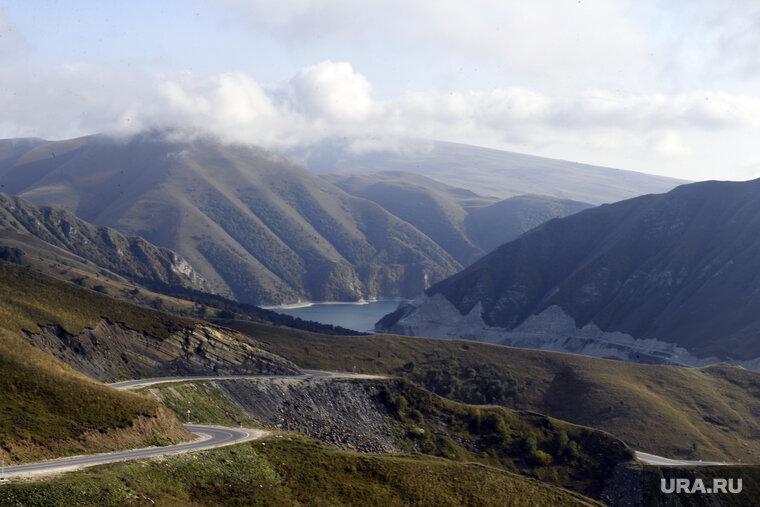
[0,371,385,479]
[636,451,729,467]
[115,373,731,469]
[1,425,255,478]
[3,369,727,482]
[109,369,383,389]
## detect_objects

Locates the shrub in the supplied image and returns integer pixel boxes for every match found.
[566,440,580,460]
[530,449,553,466]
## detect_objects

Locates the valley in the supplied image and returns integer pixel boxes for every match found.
[4,3,759,505]
[0,133,757,506]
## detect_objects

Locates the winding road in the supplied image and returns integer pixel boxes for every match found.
[1,425,262,479]
[0,370,731,482]
[0,370,385,480]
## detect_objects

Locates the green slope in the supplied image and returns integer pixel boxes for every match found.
[221,319,760,463]
[143,376,632,500]
[0,260,297,382]
[0,326,189,464]
[0,436,602,506]
[0,261,193,463]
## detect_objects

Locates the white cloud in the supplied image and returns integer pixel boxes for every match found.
[288,61,376,122]
[0,63,154,139]
[2,58,760,181]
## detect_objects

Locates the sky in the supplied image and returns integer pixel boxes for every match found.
[2,1,760,181]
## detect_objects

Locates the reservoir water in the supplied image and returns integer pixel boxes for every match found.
[272,300,406,333]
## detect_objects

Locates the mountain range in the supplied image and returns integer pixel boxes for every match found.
[0,133,461,305]
[289,138,686,204]
[0,132,678,307]
[379,177,760,368]
[325,171,591,265]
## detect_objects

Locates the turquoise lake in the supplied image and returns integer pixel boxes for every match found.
[272,300,406,333]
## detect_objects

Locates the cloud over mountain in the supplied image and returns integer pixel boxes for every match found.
[2,56,759,182]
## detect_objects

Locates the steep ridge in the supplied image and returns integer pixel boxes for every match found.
[0,132,460,305]
[380,178,760,367]
[327,171,591,264]
[0,192,210,293]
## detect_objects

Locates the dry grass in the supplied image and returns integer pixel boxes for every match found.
[0,436,602,506]
[224,319,760,462]
[0,261,192,463]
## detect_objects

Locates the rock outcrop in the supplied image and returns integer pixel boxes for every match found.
[26,319,299,381]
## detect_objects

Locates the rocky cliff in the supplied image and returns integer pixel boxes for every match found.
[0,192,211,293]
[26,319,299,382]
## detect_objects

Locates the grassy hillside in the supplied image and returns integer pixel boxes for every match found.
[222,319,760,462]
[143,377,631,500]
[0,436,602,506]
[0,260,199,462]
[0,258,194,339]
[0,326,189,464]
[0,243,362,336]
[0,260,298,381]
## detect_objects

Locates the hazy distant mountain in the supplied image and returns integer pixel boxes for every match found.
[326,171,591,265]
[379,178,760,368]
[463,194,592,254]
[289,138,686,205]
[0,138,46,169]
[0,192,210,293]
[0,132,460,305]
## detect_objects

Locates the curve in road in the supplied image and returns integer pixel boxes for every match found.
[1,425,260,479]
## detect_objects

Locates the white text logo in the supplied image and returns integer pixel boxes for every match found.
[660,478,742,494]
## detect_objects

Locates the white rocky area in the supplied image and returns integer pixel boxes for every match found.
[382,293,760,370]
